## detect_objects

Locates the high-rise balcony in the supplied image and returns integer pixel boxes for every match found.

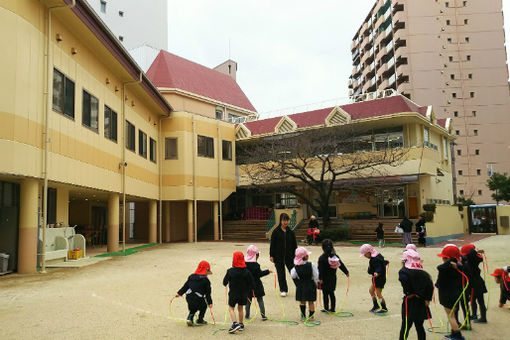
[393,9,406,26]
[351,40,357,52]
[392,1,404,15]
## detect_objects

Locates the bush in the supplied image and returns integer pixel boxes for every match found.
[423,211,434,222]
[422,203,436,213]
[320,227,349,242]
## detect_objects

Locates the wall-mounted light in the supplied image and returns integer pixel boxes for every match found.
[71,47,78,55]
[115,86,119,92]
[106,77,110,85]
[56,33,63,42]
[131,100,135,107]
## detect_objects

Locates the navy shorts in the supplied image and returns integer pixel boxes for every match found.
[228,294,248,307]
[373,276,386,289]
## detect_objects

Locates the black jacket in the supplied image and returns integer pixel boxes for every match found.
[400,218,413,233]
[375,225,384,239]
[177,274,213,305]
[399,268,433,320]
[499,280,510,304]
[463,249,487,293]
[270,226,297,263]
[318,253,348,292]
[415,219,426,234]
[246,262,270,297]
[223,267,255,299]
[368,254,388,279]
[435,260,463,304]
[308,219,319,229]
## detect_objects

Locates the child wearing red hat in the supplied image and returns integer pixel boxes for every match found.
[460,244,487,323]
[176,260,213,326]
[436,245,465,340]
[398,249,433,340]
[223,251,255,333]
[245,245,272,321]
[360,244,389,314]
[290,246,319,321]
[490,268,510,308]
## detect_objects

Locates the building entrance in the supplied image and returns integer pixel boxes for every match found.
[377,187,405,218]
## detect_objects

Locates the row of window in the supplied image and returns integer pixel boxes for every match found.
[458,169,484,176]
[455,129,478,136]
[445,1,467,8]
[453,110,476,118]
[459,189,483,196]
[457,149,480,156]
[164,136,233,161]
[53,68,157,163]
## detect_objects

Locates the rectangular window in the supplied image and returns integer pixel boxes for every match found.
[104,105,117,142]
[446,19,450,25]
[474,129,478,136]
[465,37,469,43]
[478,190,482,195]
[119,11,124,17]
[443,136,448,158]
[450,74,455,80]
[458,170,463,176]
[100,0,106,13]
[215,107,223,120]
[472,111,477,117]
[454,111,458,117]
[82,90,98,132]
[459,190,464,195]
[463,1,467,6]
[464,19,468,25]
[477,169,481,175]
[165,137,178,159]
[470,92,475,98]
[445,2,449,7]
[197,135,214,158]
[449,56,453,62]
[455,130,460,135]
[452,92,457,98]
[125,120,135,151]
[222,140,232,161]
[52,69,75,118]
[447,38,452,44]
[457,149,462,156]
[138,130,147,158]
[47,188,57,225]
[468,73,472,79]
[475,149,479,155]
[149,138,157,163]
[466,55,471,61]
[424,127,430,142]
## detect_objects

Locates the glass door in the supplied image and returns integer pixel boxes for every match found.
[377,187,405,218]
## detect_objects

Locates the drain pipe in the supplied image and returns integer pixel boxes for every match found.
[41,0,76,274]
[121,72,142,252]
[192,116,197,243]
[217,122,223,240]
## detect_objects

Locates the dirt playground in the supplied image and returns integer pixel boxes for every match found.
[1,235,509,339]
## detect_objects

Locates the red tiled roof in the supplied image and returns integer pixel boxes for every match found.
[242,96,430,137]
[147,50,256,112]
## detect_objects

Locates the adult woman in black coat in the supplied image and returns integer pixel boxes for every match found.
[270,213,297,296]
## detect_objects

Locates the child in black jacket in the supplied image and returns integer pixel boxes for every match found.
[176,260,213,326]
[245,245,272,320]
[360,244,389,313]
[398,250,433,340]
[318,239,349,312]
[460,244,487,323]
[375,222,385,248]
[223,251,255,333]
[490,268,510,308]
[436,245,465,340]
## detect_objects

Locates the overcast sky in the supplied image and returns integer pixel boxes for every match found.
[167,0,510,118]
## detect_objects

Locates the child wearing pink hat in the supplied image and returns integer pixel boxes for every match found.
[398,250,433,340]
[290,247,319,321]
[360,244,389,314]
[245,245,272,321]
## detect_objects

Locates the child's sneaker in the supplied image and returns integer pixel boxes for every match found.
[261,315,268,321]
[228,322,241,333]
[320,309,328,313]
[374,308,388,314]
[300,314,306,322]
[196,319,208,325]
[369,306,378,313]
[472,318,487,323]
[238,323,244,331]
[186,314,194,327]
[280,292,287,297]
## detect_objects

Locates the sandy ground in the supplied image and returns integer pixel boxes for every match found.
[1,236,509,340]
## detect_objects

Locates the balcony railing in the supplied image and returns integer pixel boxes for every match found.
[388,73,396,85]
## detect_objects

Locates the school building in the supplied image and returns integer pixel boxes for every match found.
[0,0,256,274]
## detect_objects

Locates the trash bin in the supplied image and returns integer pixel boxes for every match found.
[0,253,9,272]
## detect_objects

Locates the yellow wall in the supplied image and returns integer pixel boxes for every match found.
[161,111,236,201]
[496,205,510,235]
[426,205,464,237]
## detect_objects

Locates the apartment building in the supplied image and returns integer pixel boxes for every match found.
[0,0,247,273]
[348,0,510,204]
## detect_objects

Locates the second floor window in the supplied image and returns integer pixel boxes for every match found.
[125,120,135,151]
[138,130,147,158]
[149,138,157,163]
[165,137,178,159]
[82,90,98,132]
[222,140,232,161]
[197,135,214,158]
[104,105,117,142]
[424,127,430,142]
[52,68,75,119]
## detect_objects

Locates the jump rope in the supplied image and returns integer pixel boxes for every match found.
[370,262,390,317]
[317,276,354,318]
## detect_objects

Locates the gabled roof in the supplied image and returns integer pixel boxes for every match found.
[147,50,256,112]
[241,96,432,137]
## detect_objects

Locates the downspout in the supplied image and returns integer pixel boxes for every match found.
[192,116,197,243]
[217,122,223,240]
[41,0,76,274]
[121,72,142,252]
[159,113,172,242]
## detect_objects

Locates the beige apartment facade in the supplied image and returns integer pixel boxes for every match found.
[349,0,510,204]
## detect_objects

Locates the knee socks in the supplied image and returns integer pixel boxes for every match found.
[300,305,306,318]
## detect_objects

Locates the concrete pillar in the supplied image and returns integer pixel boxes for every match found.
[56,187,69,225]
[164,201,171,242]
[18,179,39,274]
[148,200,157,243]
[187,200,193,243]
[107,193,119,252]
[213,201,219,241]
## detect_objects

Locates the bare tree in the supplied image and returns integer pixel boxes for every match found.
[237,126,409,228]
